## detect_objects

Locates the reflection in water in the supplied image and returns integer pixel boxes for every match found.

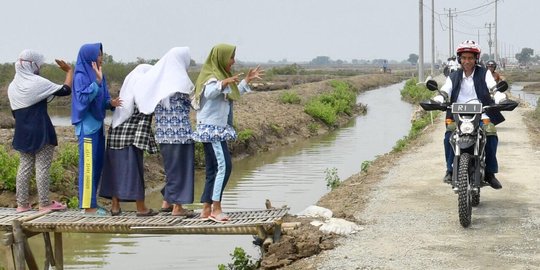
[2,82,414,269]
[509,83,538,107]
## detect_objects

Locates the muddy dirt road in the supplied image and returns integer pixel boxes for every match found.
[295,106,540,269]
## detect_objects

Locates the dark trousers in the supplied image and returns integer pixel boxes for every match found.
[444,131,498,174]
[201,141,232,203]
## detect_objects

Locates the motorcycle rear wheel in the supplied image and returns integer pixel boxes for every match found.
[457,153,473,227]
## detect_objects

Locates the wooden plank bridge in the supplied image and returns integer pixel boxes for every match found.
[0,206,289,270]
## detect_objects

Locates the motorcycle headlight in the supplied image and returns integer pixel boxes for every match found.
[460,122,474,134]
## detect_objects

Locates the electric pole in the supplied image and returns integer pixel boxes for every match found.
[431,0,435,75]
[419,0,424,82]
[485,22,493,59]
[445,8,457,57]
[494,0,499,63]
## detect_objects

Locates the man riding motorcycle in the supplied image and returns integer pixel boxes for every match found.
[486,60,503,83]
[433,40,506,189]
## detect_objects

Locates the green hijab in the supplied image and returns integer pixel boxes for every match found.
[194,44,240,105]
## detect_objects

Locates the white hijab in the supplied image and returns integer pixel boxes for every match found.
[111,64,152,128]
[133,47,194,114]
[7,50,62,110]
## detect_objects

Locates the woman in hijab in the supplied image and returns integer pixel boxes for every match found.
[72,43,121,215]
[98,64,158,217]
[192,44,263,222]
[8,49,72,213]
[133,47,196,217]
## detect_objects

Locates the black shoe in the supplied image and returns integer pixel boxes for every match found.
[485,173,502,189]
[443,171,452,184]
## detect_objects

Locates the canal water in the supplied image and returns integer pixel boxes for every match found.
[13,81,415,269]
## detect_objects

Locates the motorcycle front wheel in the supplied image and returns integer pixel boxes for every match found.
[457,153,473,227]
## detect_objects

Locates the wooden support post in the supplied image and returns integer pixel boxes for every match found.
[22,236,38,270]
[12,220,26,270]
[54,233,63,270]
[42,232,56,270]
[272,221,282,243]
[1,232,15,270]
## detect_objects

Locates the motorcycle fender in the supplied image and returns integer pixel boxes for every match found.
[457,135,476,149]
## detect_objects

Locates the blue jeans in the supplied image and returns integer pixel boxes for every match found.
[444,131,498,174]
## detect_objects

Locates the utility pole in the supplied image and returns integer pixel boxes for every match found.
[445,8,457,57]
[431,0,435,75]
[419,0,424,82]
[494,0,499,63]
[485,22,493,59]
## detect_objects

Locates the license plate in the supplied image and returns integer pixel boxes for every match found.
[451,103,482,113]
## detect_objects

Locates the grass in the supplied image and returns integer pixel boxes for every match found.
[237,129,254,143]
[400,77,435,104]
[0,145,19,191]
[279,91,301,104]
[325,167,341,190]
[304,80,356,126]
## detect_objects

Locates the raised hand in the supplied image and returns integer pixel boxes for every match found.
[110,97,123,108]
[92,61,103,85]
[245,65,264,83]
[55,59,72,73]
[222,73,243,89]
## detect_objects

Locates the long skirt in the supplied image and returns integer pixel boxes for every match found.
[99,146,145,202]
[160,143,195,204]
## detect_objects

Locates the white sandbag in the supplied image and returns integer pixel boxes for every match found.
[319,218,364,235]
[296,205,333,219]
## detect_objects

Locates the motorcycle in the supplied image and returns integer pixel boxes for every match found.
[420,80,518,227]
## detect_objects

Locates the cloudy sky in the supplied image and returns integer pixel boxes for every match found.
[0,0,536,64]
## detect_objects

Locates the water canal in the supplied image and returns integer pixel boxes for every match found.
[13,81,415,269]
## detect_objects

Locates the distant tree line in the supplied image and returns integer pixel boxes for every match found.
[0,54,198,92]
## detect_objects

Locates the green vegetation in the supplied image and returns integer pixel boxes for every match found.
[393,111,440,152]
[218,247,259,270]
[237,129,254,143]
[279,91,301,104]
[307,123,320,134]
[304,80,356,126]
[270,124,284,135]
[400,78,434,104]
[268,63,304,75]
[0,146,19,191]
[361,160,371,173]
[325,167,341,190]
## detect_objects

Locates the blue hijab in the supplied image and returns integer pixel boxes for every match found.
[71,43,110,124]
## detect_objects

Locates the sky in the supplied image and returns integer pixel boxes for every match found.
[0,0,537,64]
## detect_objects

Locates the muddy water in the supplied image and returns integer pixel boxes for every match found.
[18,81,413,269]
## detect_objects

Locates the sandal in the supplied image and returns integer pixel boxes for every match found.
[83,206,109,216]
[39,200,67,212]
[136,208,158,217]
[16,205,32,213]
[171,209,196,218]
[209,213,231,223]
[159,205,173,213]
